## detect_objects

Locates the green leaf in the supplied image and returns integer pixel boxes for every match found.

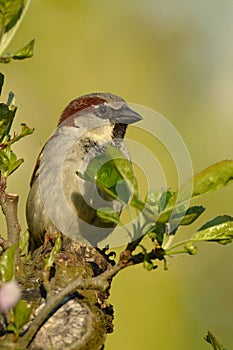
[116,179,134,204]
[204,331,228,350]
[163,205,205,229]
[192,215,233,244]
[139,246,156,271]
[19,229,29,256]
[99,146,144,208]
[45,233,62,269]
[0,38,35,62]
[0,102,16,142]
[158,189,174,212]
[157,160,233,225]
[0,244,17,282]
[0,0,32,57]
[0,148,24,176]
[145,188,174,219]
[78,158,122,202]
[6,323,17,333]
[0,148,9,174]
[98,158,122,190]
[192,160,233,197]
[147,223,165,246]
[0,0,24,33]
[105,145,139,196]
[97,207,121,225]
[10,123,34,144]
[156,195,185,225]
[8,155,24,175]
[13,299,32,332]
[80,150,111,182]
[0,123,34,177]
[12,38,34,59]
[146,190,161,206]
[143,256,154,271]
[180,206,205,225]
[78,145,143,208]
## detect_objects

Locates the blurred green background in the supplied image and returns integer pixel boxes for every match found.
[1,0,233,348]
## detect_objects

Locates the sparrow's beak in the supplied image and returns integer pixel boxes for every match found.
[114,105,143,124]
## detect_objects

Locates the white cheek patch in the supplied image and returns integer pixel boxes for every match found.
[84,124,113,143]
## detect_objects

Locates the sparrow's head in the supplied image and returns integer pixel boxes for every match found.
[58,93,142,136]
[30,93,142,186]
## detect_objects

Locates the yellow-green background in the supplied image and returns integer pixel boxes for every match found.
[1,0,233,348]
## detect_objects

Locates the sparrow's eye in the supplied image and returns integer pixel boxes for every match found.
[97,105,108,117]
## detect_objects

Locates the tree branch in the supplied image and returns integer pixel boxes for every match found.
[0,176,20,247]
[19,246,164,348]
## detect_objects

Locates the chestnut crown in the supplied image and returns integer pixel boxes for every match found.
[58,92,142,126]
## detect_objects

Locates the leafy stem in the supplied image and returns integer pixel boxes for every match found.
[165,240,196,256]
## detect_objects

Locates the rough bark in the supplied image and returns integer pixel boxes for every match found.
[16,238,114,350]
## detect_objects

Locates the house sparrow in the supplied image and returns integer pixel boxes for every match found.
[26,93,142,251]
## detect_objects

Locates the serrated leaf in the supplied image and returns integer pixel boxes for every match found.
[180,206,205,225]
[192,215,233,244]
[192,160,233,197]
[0,0,32,57]
[0,244,17,282]
[97,207,121,225]
[157,161,233,225]
[13,299,32,331]
[164,205,205,230]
